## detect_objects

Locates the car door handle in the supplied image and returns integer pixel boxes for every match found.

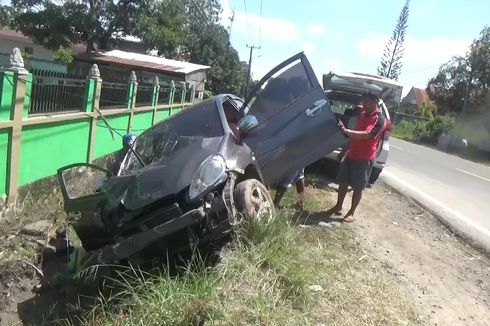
[305,99,326,117]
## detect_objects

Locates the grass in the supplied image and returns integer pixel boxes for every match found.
[71,176,421,326]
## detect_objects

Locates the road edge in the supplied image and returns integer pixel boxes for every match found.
[380,171,490,255]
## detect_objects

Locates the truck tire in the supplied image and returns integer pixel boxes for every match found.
[234,179,275,222]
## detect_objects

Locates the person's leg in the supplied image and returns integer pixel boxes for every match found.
[343,160,372,222]
[273,186,288,208]
[295,177,305,210]
[343,189,362,222]
[326,158,350,215]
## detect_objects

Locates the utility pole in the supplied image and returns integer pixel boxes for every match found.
[245,44,261,94]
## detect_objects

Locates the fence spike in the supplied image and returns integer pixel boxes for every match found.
[129,71,137,83]
[87,64,101,80]
[4,47,28,74]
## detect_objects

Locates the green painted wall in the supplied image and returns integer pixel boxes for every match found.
[94,114,130,159]
[171,106,183,116]
[156,108,170,122]
[0,129,9,196]
[0,72,14,121]
[19,120,90,186]
[132,111,153,135]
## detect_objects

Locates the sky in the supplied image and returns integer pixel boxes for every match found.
[220,0,490,96]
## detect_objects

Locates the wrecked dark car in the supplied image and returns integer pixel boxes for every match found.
[57,52,342,266]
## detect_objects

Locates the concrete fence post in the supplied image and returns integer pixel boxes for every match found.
[3,48,31,204]
[180,82,186,107]
[190,85,195,104]
[127,71,138,133]
[168,80,175,116]
[151,76,160,125]
[85,64,102,163]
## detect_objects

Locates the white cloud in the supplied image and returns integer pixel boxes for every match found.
[302,41,316,54]
[308,24,325,35]
[357,33,472,95]
[220,0,298,44]
[357,34,471,65]
[233,12,299,43]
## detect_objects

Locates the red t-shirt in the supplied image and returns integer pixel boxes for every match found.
[347,108,387,161]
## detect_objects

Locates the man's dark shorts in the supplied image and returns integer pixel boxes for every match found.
[337,157,373,191]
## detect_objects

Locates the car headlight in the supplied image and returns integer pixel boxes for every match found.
[188,155,227,200]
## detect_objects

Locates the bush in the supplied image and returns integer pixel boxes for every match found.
[392,115,455,144]
[203,90,213,99]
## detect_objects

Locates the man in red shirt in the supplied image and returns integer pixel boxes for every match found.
[326,92,387,222]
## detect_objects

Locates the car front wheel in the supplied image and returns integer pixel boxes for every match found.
[234,179,275,221]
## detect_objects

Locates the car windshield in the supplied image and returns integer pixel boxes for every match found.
[121,99,224,174]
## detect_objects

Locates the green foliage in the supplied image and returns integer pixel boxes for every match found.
[7,0,148,51]
[203,90,213,99]
[5,0,246,96]
[392,114,455,143]
[428,26,490,113]
[377,0,410,81]
[416,100,437,119]
[53,46,74,64]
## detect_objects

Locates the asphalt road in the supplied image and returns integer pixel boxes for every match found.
[381,138,490,252]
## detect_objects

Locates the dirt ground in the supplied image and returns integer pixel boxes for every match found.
[339,181,490,326]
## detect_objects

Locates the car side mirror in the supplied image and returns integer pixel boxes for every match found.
[237,115,259,137]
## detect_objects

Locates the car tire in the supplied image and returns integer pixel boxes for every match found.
[234,179,275,222]
[368,167,382,185]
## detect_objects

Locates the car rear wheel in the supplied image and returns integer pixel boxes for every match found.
[234,179,275,222]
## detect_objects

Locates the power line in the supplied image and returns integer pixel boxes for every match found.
[243,0,253,43]
[258,0,263,47]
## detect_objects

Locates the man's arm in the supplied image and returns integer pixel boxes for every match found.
[341,128,371,139]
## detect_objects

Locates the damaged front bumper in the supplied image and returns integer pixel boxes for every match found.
[97,207,206,264]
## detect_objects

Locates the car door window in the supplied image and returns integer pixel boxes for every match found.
[248,62,313,124]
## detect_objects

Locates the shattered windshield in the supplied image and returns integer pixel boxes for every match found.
[121,99,223,174]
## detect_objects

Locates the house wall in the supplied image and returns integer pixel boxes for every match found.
[0,38,55,61]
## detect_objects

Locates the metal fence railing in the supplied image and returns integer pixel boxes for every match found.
[158,86,172,105]
[173,87,184,104]
[100,82,128,109]
[29,69,87,114]
[135,84,153,107]
[393,112,431,124]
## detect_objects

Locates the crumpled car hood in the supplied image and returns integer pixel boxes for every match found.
[101,137,223,211]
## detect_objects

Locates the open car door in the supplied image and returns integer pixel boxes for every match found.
[241,52,341,185]
[57,163,113,250]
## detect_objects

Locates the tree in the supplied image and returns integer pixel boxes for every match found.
[3,0,247,95]
[6,0,148,52]
[428,26,490,114]
[377,0,410,81]
[135,0,187,58]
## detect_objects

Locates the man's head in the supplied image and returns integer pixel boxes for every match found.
[361,92,379,112]
[122,133,136,149]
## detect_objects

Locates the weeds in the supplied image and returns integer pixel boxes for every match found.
[79,177,421,325]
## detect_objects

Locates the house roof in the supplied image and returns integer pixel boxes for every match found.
[0,29,32,41]
[413,87,430,106]
[402,87,432,107]
[75,50,210,76]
